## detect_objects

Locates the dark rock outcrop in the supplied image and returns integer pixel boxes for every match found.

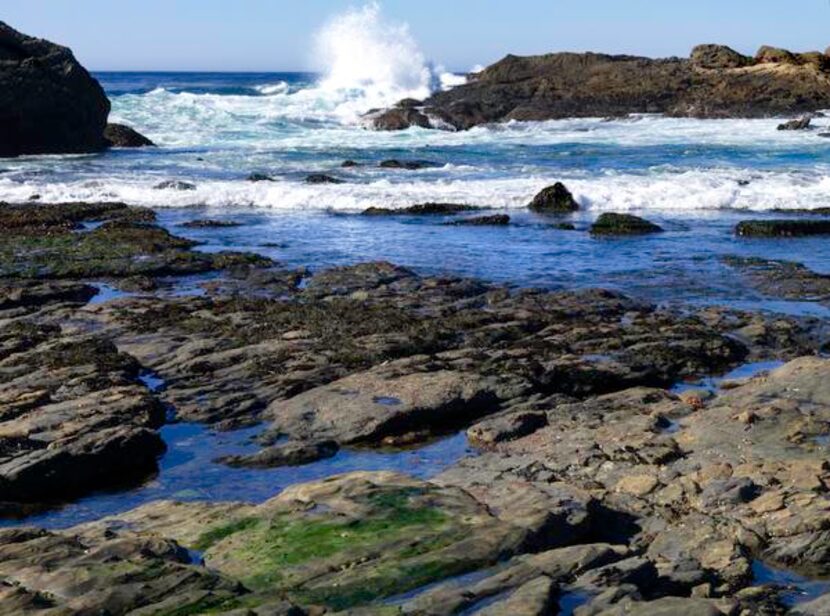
[0,22,110,156]
[690,44,751,70]
[450,214,510,226]
[103,123,154,147]
[247,172,274,182]
[777,116,812,130]
[305,173,344,184]
[362,203,479,216]
[528,183,580,213]
[735,219,830,237]
[591,213,663,235]
[372,44,830,130]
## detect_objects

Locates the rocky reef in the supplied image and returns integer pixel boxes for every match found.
[371,44,830,130]
[0,202,828,614]
[0,22,151,156]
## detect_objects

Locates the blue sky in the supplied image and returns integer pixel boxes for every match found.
[6,0,830,71]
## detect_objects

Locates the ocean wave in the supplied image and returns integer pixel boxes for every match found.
[6,168,830,213]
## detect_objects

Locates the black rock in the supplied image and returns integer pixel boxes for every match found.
[247,172,274,182]
[154,180,196,191]
[450,214,510,226]
[777,117,812,131]
[104,123,155,148]
[0,21,110,157]
[528,183,580,213]
[735,219,830,237]
[590,213,663,235]
[553,222,576,230]
[341,160,360,167]
[362,203,479,216]
[378,159,439,170]
[305,174,344,184]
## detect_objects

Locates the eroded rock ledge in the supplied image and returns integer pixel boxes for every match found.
[370,44,830,130]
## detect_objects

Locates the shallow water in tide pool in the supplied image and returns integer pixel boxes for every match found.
[0,424,472,530]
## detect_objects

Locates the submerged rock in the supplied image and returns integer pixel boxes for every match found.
[247,172,275,182]
[378,159,439,170]
[590,213,663,235]
[450,214,510,226]
[362,202,480,216]
[218,439,339,468]
[179,219,243,228]
[735,219,830,237]
[103,122,155,147]
[305,173,344,184]
[528,182,580,213]
[0,21,109,156]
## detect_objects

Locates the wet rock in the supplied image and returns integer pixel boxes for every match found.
[449,214,510,226]
[247,172,275,182]
[582,596,728,615]
[378,159,438,170]
[103,122,155,147]
[267,364,527,445]
[180,219,243,228]
[154,180,196,191]
[112,472,526,611]
[341,159,360,167]
[721,256,830,302]
[554,222,577,230]
[777,116,812,131]
[370,105,431,130]
[0,22,109,156]
[0,527,257,614]
[528,182,580,213]
[218,439,339,468]
[735,219,830,237]
[691,44,751,69]
[304,173,344,184]
[0,333,166,507]
[591,213,663,235]
[362,202,479,216]
[0,206,271,280]
[474,575,556,615]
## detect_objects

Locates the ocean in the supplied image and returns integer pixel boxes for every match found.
[1,70,830,314]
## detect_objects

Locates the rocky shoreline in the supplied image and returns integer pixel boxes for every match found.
[0,201,827,614]
[370,44,830,131]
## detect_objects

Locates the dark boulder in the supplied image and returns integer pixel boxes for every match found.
[591,213,663,235]
[153,180,196,191]
[247,172,274,182]
[691,44,751,69]
[735,219,830,237]
[0,21,110,156]
[379,159,439,170]
[305,174,344,184]
[450,214,510,226]
[777,117,812,131]
[370,102,431,130]
[528,183,580,213]
[103,123,155,148]
[341,160,361,167]
[362,203,479,216]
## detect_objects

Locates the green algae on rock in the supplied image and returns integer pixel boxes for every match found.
[590,213,663,235]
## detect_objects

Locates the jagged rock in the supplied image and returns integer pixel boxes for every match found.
[528,183,580,213]
[691,44,751,69]
[103,123,155,147]
[373,45,830,130]
[755,45,799,65]
[778,116,812,130]
[0,21,109,156]
[154,180,196,191]
[247,172,274,182]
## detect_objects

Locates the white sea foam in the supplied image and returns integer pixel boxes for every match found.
[5,166,830,213]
